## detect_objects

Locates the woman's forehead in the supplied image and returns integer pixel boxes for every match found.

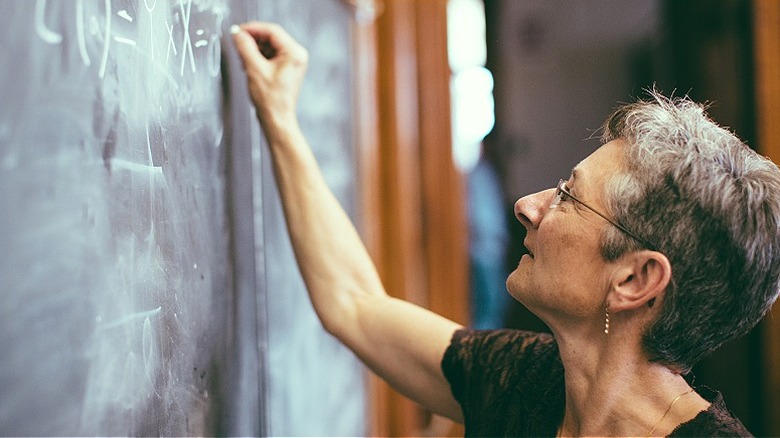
[571,140,626,188]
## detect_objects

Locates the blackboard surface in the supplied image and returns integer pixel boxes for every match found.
[1,0,232,435]
[0,0,365,436]
[260,2,366,436]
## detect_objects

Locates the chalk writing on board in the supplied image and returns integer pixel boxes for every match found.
[34,0,222,79]
[2,0,230,435]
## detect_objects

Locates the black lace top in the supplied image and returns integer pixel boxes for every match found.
[441,329,752,437]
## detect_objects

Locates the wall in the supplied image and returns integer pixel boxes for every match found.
[486,0,660,201]
[484,0,662,333]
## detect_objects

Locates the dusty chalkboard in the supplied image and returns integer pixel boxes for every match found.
[0,0,365,436]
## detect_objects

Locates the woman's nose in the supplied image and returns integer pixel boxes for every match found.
[514,188,556,229]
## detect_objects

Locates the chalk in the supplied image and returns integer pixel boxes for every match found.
[114,36,137,46]
[110,158,163,176]
[230,25,241,35]
[117,9,134,22]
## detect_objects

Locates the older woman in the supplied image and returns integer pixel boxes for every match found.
[232,22,780,437]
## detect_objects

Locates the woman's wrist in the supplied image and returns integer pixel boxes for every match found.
[259,111,304,151]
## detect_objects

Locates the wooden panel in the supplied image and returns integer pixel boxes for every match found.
[753,1,780,435]
[361,0,470,435]
[416,0,470,327]
[351,7,392,437]
[415,4,468,434]
[372,1,427,436]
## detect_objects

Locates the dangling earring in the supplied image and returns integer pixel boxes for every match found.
[604,306,610,335]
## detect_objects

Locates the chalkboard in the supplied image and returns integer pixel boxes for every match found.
[0,0,365,436]
[258,2,367,436]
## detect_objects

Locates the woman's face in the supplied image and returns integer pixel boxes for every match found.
[506,140,626,332]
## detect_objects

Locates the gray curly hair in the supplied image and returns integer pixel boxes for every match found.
[600,91,780,373]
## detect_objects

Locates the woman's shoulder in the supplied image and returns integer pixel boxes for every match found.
[442,328,561,388]
[449,328,556,352]
[669,386,753,437]
[441,328,566,436]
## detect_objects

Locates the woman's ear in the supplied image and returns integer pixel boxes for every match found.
[609,251,671,312]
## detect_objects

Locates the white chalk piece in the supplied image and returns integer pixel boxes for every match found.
[230,24,241,35]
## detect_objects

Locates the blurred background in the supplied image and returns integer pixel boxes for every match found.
[358,0,780,435]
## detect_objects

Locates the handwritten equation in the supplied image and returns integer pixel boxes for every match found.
[34,0,224,79]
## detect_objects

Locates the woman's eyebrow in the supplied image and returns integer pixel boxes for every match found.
[569,168,581,187]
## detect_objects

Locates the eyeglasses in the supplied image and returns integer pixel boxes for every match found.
[551,179,656,250]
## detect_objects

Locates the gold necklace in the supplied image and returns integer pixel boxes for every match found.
[645,387,695,437]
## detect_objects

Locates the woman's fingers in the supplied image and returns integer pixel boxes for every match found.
[238,22,307,63]
[231,21,308,125]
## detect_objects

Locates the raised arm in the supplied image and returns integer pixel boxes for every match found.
[231,22,464,422]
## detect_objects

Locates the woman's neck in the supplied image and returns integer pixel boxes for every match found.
[553,328,709,437]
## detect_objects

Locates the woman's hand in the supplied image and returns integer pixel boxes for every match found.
[231,22,308,132]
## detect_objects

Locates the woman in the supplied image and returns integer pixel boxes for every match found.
[231,22,779,436]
